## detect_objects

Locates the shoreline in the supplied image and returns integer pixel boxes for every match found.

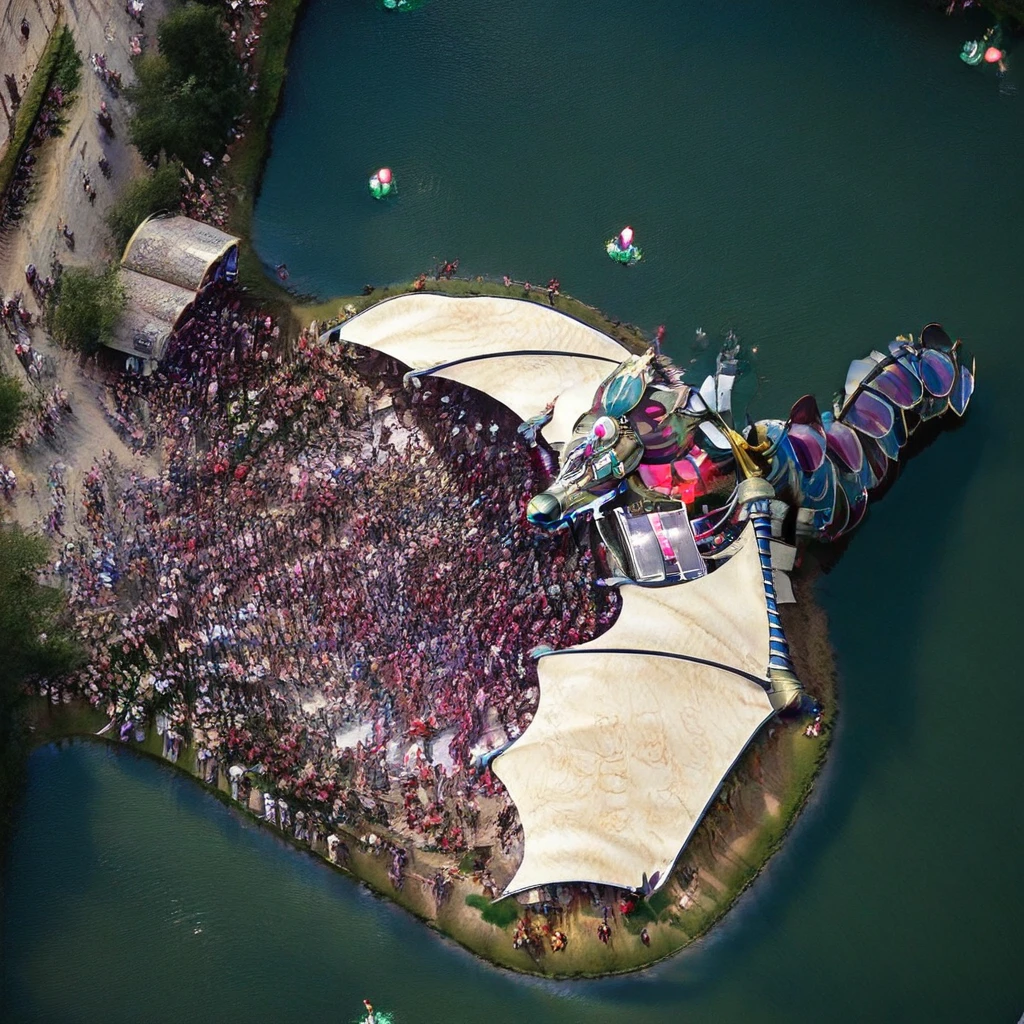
[22,555,836,980]
[0,0,842,982]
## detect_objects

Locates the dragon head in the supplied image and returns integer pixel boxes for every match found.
[526,413,644,526]
[526,351,713,528]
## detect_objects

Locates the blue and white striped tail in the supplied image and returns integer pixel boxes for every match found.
[745,495,803,711]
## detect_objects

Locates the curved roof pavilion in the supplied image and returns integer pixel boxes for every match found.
[107,215,240,368]
[121,214,240,292]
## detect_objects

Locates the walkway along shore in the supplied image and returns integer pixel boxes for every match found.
[1,0,841,979]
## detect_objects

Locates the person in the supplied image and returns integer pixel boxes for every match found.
[640,927,651,946]
[275,263,289,281]
[21,17,30,41]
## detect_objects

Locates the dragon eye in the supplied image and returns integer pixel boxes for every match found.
[591,416,618,444]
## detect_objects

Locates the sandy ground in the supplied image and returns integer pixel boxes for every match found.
[1,0,170,529]
[0,0,60,161]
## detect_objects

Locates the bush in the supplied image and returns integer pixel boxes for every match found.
[0,25,77,201]
[465,893,521,928]
[107,160,184,253]
[0,375,28,448]
[126,3,245,172]
[48,265,126,355]
[52,25,82,96]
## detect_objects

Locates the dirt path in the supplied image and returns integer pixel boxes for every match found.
[1,0,169,530]
[0,0,61,162]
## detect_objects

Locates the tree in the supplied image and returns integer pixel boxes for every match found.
[107,159,184,252]
[0,525,81,847]
[48,265,126,355]
[0,374,27,448]
[126,3,245,172]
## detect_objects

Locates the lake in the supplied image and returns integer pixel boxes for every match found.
[4,0,1024,1020]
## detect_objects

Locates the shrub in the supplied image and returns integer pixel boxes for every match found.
[48,265,126,355]
[0,375,28,448]
[107,160,184,253]
[126,3,245,172]
[52,25,82,96]
[0,25,77,200]
[465,893,521,928]
[0,525,81,846]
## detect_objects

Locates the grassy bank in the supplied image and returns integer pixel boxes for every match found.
[294,276,653,353]
[224,0,307,309]
[0,18,69,207]
[974,1,1024,25]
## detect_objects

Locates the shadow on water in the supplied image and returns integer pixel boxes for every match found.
[3,741,105,892]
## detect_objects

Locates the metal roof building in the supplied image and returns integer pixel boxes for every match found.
[107,215,239,371]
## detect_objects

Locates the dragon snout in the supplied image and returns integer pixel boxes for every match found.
[527,491,563,526]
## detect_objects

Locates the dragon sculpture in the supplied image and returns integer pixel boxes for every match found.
[324,298,974,897]
[521,321,975,712]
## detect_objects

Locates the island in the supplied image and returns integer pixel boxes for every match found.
[0,0,977,980]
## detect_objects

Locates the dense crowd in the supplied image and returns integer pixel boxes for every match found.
[46,284,618,860]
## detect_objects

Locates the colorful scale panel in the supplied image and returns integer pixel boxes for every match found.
[764,326,973,542]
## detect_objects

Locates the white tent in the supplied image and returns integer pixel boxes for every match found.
[331,294,628,437]
[493,525,775,895]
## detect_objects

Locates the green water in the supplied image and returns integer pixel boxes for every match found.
[4,0,1024,1020]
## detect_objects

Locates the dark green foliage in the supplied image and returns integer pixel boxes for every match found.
[106,160,184,252]
[0,26,78,201]
[47,265,126,355]
[935,0,1024,23]
[0,374,28,448]
[51,26,82,96]
[0,526,81,851]
[126,3,245,171]
[465,893,521,928]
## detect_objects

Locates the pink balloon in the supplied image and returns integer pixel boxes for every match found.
[984,47,1003,63]
[619,226,634,246]
[378,167,393,184]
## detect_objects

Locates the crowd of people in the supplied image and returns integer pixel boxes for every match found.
[44,283,619,868]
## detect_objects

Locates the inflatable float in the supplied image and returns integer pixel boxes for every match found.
[368,167,395,200]
[606,225,642,265]
[961,25,1005,67]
